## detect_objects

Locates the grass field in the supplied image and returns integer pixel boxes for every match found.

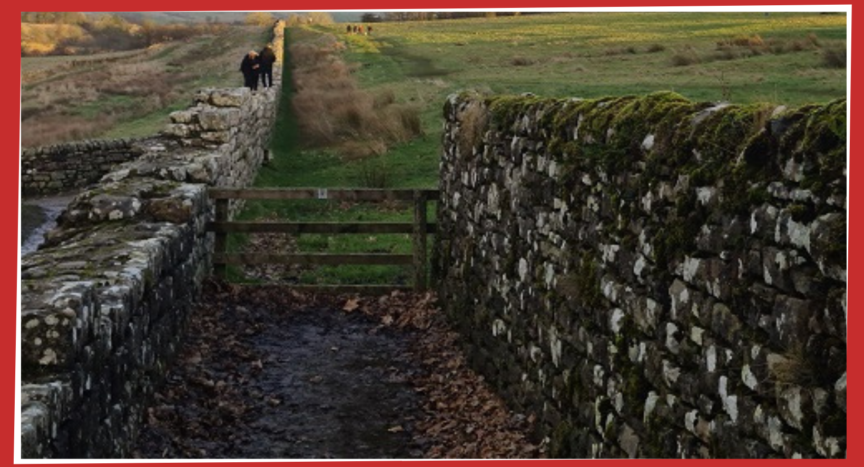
[228,12,846,286]
[20,25,272,147]
[303,11,846,187]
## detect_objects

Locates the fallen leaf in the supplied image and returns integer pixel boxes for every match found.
[343,298,360,312]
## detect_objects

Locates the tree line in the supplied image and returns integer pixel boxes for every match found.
[360,12,533,22]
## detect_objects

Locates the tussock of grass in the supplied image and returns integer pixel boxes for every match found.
[822,45,846,68]
[510,56,535,66]
[670,48,701,66]
[290,34,423,157]
[457,101,489,157]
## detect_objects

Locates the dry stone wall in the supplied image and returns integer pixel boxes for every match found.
[21,139,150,197]
[437,92,846,458]
[19,21,285,458]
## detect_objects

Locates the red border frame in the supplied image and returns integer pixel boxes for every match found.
[10,2,853,465]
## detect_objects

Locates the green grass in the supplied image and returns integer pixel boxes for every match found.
[233,12,846,286]
[100,101,188,139]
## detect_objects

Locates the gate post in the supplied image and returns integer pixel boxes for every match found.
[214,198,229,279]
[413,190,428,293]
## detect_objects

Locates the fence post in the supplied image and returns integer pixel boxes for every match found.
[214,198,229,279]
[413,190,428,293]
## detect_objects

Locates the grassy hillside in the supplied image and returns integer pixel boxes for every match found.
[20,25,272,146]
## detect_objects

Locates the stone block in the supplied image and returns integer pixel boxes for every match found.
[209,88,250,107]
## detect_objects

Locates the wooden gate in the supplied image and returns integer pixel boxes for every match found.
[207,187,438,293]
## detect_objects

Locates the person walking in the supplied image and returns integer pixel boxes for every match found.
[258,44,277,88]
[240,50,260,91]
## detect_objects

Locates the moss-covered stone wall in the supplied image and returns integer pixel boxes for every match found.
[18,21,286,459]
[437,91,846,458]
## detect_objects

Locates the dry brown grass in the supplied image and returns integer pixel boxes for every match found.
[21,115,114,147]
[509,56,535,66]
[289,35,423,158]
[670,47,701,66]
[822,44,847,68]
[457,101,489,157]
[717,34,765,48]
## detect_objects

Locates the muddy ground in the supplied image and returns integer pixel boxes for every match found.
[133,282,543,459]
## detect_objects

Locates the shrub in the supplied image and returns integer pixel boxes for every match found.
[822,45,846,68]
[713,47,740,61]
[670,49,700,66]
[510,56,534,66]
[646,44,666,53]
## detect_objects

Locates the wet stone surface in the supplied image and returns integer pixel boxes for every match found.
[133,288,423,459]
[240,310,422,458]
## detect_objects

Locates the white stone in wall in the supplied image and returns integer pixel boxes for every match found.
[685,410,698,434]
[549,326,562,368]
[690,326,704,346]
[209,88,250,107]
[696,187,716,206]
[662,360,680,386]
[642,134,655,152]
[610,308,625,334]
[665,323,680,354]
[601,244,620,264]
[718,376,739,423]
[679,257,701,284]
[633,254,647,280]
[706,345,717,373]
[641,191,653,212]
[742,364,759,390]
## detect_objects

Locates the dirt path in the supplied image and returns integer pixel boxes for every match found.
[133,283,543,459]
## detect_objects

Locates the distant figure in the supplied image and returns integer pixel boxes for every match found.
[258,44,277,88]
[240,51,260,91]
[353,25,359,33]
[358,25,364,35]
[347,24,353,34]
[367,25,373,35]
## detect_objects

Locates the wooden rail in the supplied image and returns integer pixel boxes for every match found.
[207,188,438,293]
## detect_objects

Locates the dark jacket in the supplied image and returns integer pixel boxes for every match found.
[240,55,260,76]
[258,47,277,70]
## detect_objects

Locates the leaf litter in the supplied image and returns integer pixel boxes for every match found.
[133,280,544,459]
